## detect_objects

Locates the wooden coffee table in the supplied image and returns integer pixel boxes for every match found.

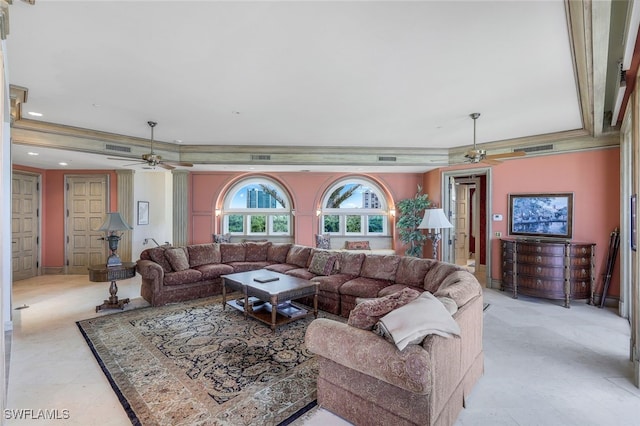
[222,270,318,330]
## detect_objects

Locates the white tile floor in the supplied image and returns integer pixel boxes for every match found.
[6,274,640,425]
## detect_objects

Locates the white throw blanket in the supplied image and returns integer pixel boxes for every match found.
[380,291,461,350]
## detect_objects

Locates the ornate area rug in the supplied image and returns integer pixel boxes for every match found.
[77,296,339,425]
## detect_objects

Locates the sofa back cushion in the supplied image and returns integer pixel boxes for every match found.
[243,241,271,262]
[220,243,246,263]
[147,247,173,273]
[164,247,190,272]
[423,262,464,293]
[267,243,292,263]
[433,270,482,307]
[395,257,435,287]
[338,251,365,275]
[360,254,401,281]
[187,243,221,267]
[286,245,312,267]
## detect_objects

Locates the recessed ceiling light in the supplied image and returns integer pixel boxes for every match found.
[232,111,241,115]
[58,162,68,166]
[173,139,182,144]
[27,151,39,156]
[28,111,43,117]
[92,103,101,107]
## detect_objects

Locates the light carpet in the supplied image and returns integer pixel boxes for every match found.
[77,296,339,426]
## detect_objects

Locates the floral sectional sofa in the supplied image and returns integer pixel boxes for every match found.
[136,241,480,319]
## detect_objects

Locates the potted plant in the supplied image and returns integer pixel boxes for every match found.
[396,185,431,257]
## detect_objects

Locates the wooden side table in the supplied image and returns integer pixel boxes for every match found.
[88,262,136,312]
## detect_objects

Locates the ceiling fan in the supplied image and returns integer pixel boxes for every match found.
[108,121,194,170]
[463,113,526,165]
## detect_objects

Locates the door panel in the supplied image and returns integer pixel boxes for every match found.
[66,175,109,274]
[455,184,469,265]
[12,172,40,281]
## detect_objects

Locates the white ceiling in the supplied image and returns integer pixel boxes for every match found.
[6,1,594,171]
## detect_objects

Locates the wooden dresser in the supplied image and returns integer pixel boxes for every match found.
[501,238,595,308]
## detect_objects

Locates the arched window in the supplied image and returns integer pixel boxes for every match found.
[221,178,292,236]
[320,178,389,236]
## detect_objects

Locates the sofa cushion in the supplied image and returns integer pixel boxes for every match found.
[267,243,292,263]
[243,241,271,262]
[378,284,422,298]
[220,243,246,263]
[286,268,316,280]
[164,247,190,272]
[345,240,370,250]
[338,251,365,276]
[264,263,298,273]
[187,243,221,268]
[340,277,392,298]
[360,255,401,281]
[423,262,464,293]
[433,270,482,307]
[375,292,461,351]
[347,287,421,330]
[311,274,353,294]
[395,257,434,287]
[148,247,172,273]
[308,250,338,276]
[194,263,234,280]
[286,245,312,268]
[163,269,203,286]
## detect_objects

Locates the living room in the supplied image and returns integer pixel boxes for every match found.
[2,1,640,425]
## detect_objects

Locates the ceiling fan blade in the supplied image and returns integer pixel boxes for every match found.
[107,156,137,161]
[159,162,175,170]
[121,161,147,167]
[485,150,526,160]
[480,158,502,165]
[163,160,194,167]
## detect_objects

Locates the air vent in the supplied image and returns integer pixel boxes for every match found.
[251,154,271,161]
[105,144,131,153]
[378,156,397,162]
[519,144,553,154]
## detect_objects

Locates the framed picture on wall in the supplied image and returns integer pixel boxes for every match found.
[508,193,573,239]
[138,201,149,225]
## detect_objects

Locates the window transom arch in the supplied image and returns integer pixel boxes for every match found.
[319,177,389,236]
[221,177,292,236]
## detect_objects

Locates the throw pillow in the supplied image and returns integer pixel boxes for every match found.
[345,240,371,250]
[148,247,173,273]
[164,247,190,272]
[376,292,461,351]
[315,234,331,249]
[243,241,271,262]
[213,233,231,243]
[347,287,421,331]
[267,243,292,263]
[308,251,338,276]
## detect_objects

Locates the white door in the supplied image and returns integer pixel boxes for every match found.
[12,172,40,281]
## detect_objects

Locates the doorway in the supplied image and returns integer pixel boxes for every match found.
[442,168,492,287]
[11,171,41,281]
[65,174,110,274]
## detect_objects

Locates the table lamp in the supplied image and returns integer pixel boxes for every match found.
[98,212,133,267]
[417,208,453,260]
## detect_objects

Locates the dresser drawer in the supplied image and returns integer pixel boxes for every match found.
[516,243,565,255]
[516,253,564,267]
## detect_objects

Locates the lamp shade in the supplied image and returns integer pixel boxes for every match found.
[98,212,133,232]
[417,208,453,230]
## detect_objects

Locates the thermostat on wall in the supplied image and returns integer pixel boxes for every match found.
[492,214,503,221]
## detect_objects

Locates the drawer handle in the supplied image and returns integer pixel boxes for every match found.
[581,258,588,265]
[536,279,542,285]
[536,247,542,253]
[536,267,542,274]
[535,256,542,263]
[581,248,587,254]
[580,269,587,277]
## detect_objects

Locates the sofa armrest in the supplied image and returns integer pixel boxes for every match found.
[136,259,164,292]
[305,318,432,394]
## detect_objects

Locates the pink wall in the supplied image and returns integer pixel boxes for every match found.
[426,148,621,298]
[189,172,424,251]
[13,166,118,269]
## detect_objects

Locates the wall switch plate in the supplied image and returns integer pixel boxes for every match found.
[495,231,502,237]
[492,214,503,221]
